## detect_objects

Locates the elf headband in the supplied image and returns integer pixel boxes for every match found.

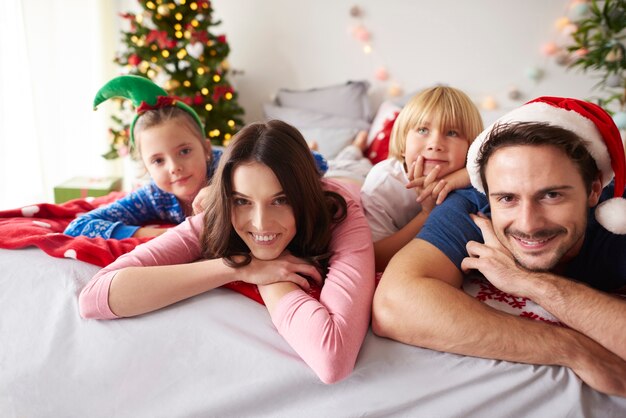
[93,75,204,147]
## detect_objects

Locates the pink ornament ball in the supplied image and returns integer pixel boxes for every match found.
[375,68,389,81]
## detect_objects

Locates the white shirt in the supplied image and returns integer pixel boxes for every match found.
[360,158,422,242]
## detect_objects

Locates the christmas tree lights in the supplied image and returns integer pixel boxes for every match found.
[104,0,244,159]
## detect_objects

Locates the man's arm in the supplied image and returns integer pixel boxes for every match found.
[463,213,626,360]
[372,238,626,396]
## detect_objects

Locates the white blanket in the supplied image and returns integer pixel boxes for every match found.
[1,248,625,417]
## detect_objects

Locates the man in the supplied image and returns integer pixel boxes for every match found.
[372,97,626,397]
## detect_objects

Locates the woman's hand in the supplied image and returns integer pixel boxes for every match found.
[239,252,323,290]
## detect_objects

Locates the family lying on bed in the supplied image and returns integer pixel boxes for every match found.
[68,75,626,396]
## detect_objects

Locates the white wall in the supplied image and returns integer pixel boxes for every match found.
[0,0,601,208]
[211,0,597,123]
[0,0,120,208]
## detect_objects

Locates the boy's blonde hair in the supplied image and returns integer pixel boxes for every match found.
[388,86,484,161]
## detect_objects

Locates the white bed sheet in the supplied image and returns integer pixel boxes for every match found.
[1,248,625,417]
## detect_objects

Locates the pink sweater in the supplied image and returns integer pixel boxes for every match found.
[78,179,375,384]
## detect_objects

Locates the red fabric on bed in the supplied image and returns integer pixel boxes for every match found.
[0,193,319,304]
[365,111,398,164]
[0,193,153,267]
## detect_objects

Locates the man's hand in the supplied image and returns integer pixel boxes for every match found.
[192,185,211,215]
[461,213,534,298]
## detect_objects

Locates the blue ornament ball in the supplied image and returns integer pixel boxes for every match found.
[613,112,626,130]
[570,3,589,19]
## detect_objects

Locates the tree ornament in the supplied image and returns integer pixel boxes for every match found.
[525,67,544,82]
[541,42,558,56]
[613,111,626,130]
[606,74,623,88]
[388,83,402,97]
[481,96,498,110]
[508,87,522,100]
[605,47,623,62]
[554,51,571,66]
[562,23,578,36]
[375,67,389,81]
[157,4,170,16]
[349,5,363,17]
[186,42,204,59]
[569,2,590,19]
[352,25,370,42]
[554,16,570,30]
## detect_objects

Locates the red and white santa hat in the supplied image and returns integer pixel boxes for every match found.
[466,96,626,234]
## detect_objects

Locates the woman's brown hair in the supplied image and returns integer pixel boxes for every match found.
[200,120,347,272]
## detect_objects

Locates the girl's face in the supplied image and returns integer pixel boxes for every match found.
[230,161,297,261]
[138,118,209,205]
[404,113,469,177]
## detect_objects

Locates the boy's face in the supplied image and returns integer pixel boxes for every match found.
[485,144,601,272]
[404,113,469,177]
[138,119,209,205]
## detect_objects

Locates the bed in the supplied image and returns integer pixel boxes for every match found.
[1,246,626,417]
[2,82,625,417]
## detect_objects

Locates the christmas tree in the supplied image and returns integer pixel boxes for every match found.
[103,0,245,159]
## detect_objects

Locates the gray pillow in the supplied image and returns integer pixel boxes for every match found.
[263,103,371,131]
[298,127,360,159]
[276,81,373,122]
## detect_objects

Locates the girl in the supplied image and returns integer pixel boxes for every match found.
[64,75,221,239]
[361,86,484,271]
[78,120,375,384]
[64,75,330,239]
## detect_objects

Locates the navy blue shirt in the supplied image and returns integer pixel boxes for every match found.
[418,183,626,292]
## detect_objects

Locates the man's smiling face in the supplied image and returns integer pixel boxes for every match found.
[485,144,601,272]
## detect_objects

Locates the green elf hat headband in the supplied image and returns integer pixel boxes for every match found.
[93,75,204,147]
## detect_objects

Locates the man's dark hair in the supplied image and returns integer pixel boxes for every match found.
[477,121,600,194]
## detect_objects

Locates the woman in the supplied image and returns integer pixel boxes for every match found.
[79,120,375,384]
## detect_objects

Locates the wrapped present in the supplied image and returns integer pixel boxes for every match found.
[54,176,122,203]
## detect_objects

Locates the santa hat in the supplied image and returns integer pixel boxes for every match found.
[467,96,626,234]
[93,75,204,147]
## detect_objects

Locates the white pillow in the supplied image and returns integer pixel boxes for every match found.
[276,81,373,122]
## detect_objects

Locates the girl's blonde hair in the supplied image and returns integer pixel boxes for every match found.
[388,86,484,161]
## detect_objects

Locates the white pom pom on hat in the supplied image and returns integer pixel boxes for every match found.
[466,96,626,234]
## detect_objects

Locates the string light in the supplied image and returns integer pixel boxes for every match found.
[205,104,213,111]
[201,88,209,95]
[213,74,221,82]
[225,92,233,100]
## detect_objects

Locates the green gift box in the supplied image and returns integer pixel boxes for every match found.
[54,176,123,203]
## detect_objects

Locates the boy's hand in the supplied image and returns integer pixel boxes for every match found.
[406,156,449,211]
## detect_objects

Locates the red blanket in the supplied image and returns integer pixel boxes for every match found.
[0,193,152,267]
[0,193,319,304]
